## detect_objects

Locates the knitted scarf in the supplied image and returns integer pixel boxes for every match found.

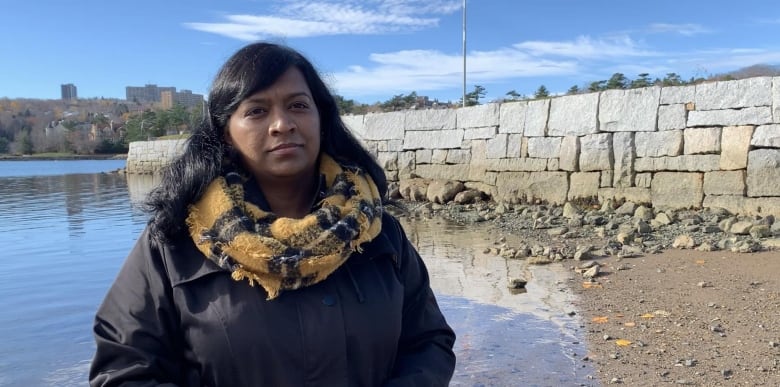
[186,154,383,300]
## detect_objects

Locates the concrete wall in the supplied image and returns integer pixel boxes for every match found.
[126,76,780,216]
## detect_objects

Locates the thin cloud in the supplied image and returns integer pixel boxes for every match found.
[183,0,460,40]
[513,35,659,59]
[646,23,710,36]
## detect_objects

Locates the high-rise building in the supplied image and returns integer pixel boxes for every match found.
[125,84,176,103]
[61,83,78,100]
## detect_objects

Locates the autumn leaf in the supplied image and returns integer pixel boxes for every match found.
[640,313,654,319]
[582,282,603,289]
[592,316,609,324]
[695,259,706,264]
[624,322,636,327]
[615,313,624,318]
[615,339,632,346]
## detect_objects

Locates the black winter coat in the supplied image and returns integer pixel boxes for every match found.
[90,213,456,386]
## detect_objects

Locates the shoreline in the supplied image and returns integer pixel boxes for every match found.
[396,199,780,386]
[0,154,127,161]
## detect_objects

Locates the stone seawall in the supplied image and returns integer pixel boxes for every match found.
[125,139,187,175]
[126,76,780,216]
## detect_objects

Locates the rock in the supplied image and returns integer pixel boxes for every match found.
[654,212,673,225]
[508,277,527,289]
[635,219,653,234]
[634,205,654,221]
[562,202,580,219]
[527,255,554,265]
[573,245,593,261]
[426,180,465,204]
[749,224,771,239]
[672,235,696,249]
[616,232,634,244]
[583,265,600,278]
[615,201,637,215]
[453,189,483,204]
[729,221,753,235]
[398,178,430,201]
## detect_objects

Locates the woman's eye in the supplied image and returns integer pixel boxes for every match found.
[246,107,266,116]
[291,101,308,109]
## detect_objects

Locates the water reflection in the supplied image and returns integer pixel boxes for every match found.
[401,218,594,385]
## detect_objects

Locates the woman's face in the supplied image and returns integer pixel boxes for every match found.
[226,67,321,184]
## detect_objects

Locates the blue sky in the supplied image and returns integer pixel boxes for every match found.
[2,0,779,104]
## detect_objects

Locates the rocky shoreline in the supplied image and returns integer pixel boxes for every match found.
[391,193,780,386]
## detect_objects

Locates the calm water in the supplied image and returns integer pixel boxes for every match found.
[0,160,595,387]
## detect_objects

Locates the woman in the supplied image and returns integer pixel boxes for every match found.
[90,42,456,386]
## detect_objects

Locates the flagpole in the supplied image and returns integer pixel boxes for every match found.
[462,0,467,107]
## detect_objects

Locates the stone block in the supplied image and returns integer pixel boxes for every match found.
[559,136,579,171]
[499,101,527,134]
[363,112,405,140]
[376,151,398,170]
[720,125,754,170]
[658,104,687,130]
[634,155,719,172]
[636,130,683,157]
[446,149,471,164]
[548,94,598,136]
[405,109,456,130]
[599,87,660,132]
[750,124,780,148]
[635,173,652,188]
[660,85,695,105]
[484,158,548,172]
[687,107,772,127]
[524,99,549,137]
[774,76,780,123]
[403,129,464,150]
[568,172,600,200]
[747,149,780,197]
[703,171,745,196]
[527,137,562,159]
[341,114,365,137]
[598,187,652,205]
[463,126,497,140]
[495,171,569,205]
[651,172,704,210]
[579,133,613,171]
[415,149,432,164]
[695,77,772,110]
[507,134,522,158]
[458,103,499,128]
[486,133,508,159]
[612,132,635,188]
[684,127,721,154]
[431,149,447,164]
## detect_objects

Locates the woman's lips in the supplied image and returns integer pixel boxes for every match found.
[269,143,302,152]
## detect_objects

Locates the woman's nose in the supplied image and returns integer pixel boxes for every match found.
[269,109,295,134]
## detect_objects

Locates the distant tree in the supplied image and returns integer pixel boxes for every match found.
[606,73,628,89]
[661,73,683,86]
[463,85,486,106]
[15,129,33,154]
[566,85,580,95]
[533,85,550,99]
[505,90,523,101]
[588,80,606,92]
[0,137,9,153]
[334,94,356,114]
[630,73,652,89]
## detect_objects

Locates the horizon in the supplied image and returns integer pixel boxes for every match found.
[2,1,779,104]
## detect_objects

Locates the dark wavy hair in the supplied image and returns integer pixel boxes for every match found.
[145,42,386,242]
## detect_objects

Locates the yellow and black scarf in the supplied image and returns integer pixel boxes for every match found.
[186,154,383,300]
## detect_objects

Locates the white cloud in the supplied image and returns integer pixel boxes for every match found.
[329,35,660,97]
[647,23,710,36]
[183,0,460,40]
